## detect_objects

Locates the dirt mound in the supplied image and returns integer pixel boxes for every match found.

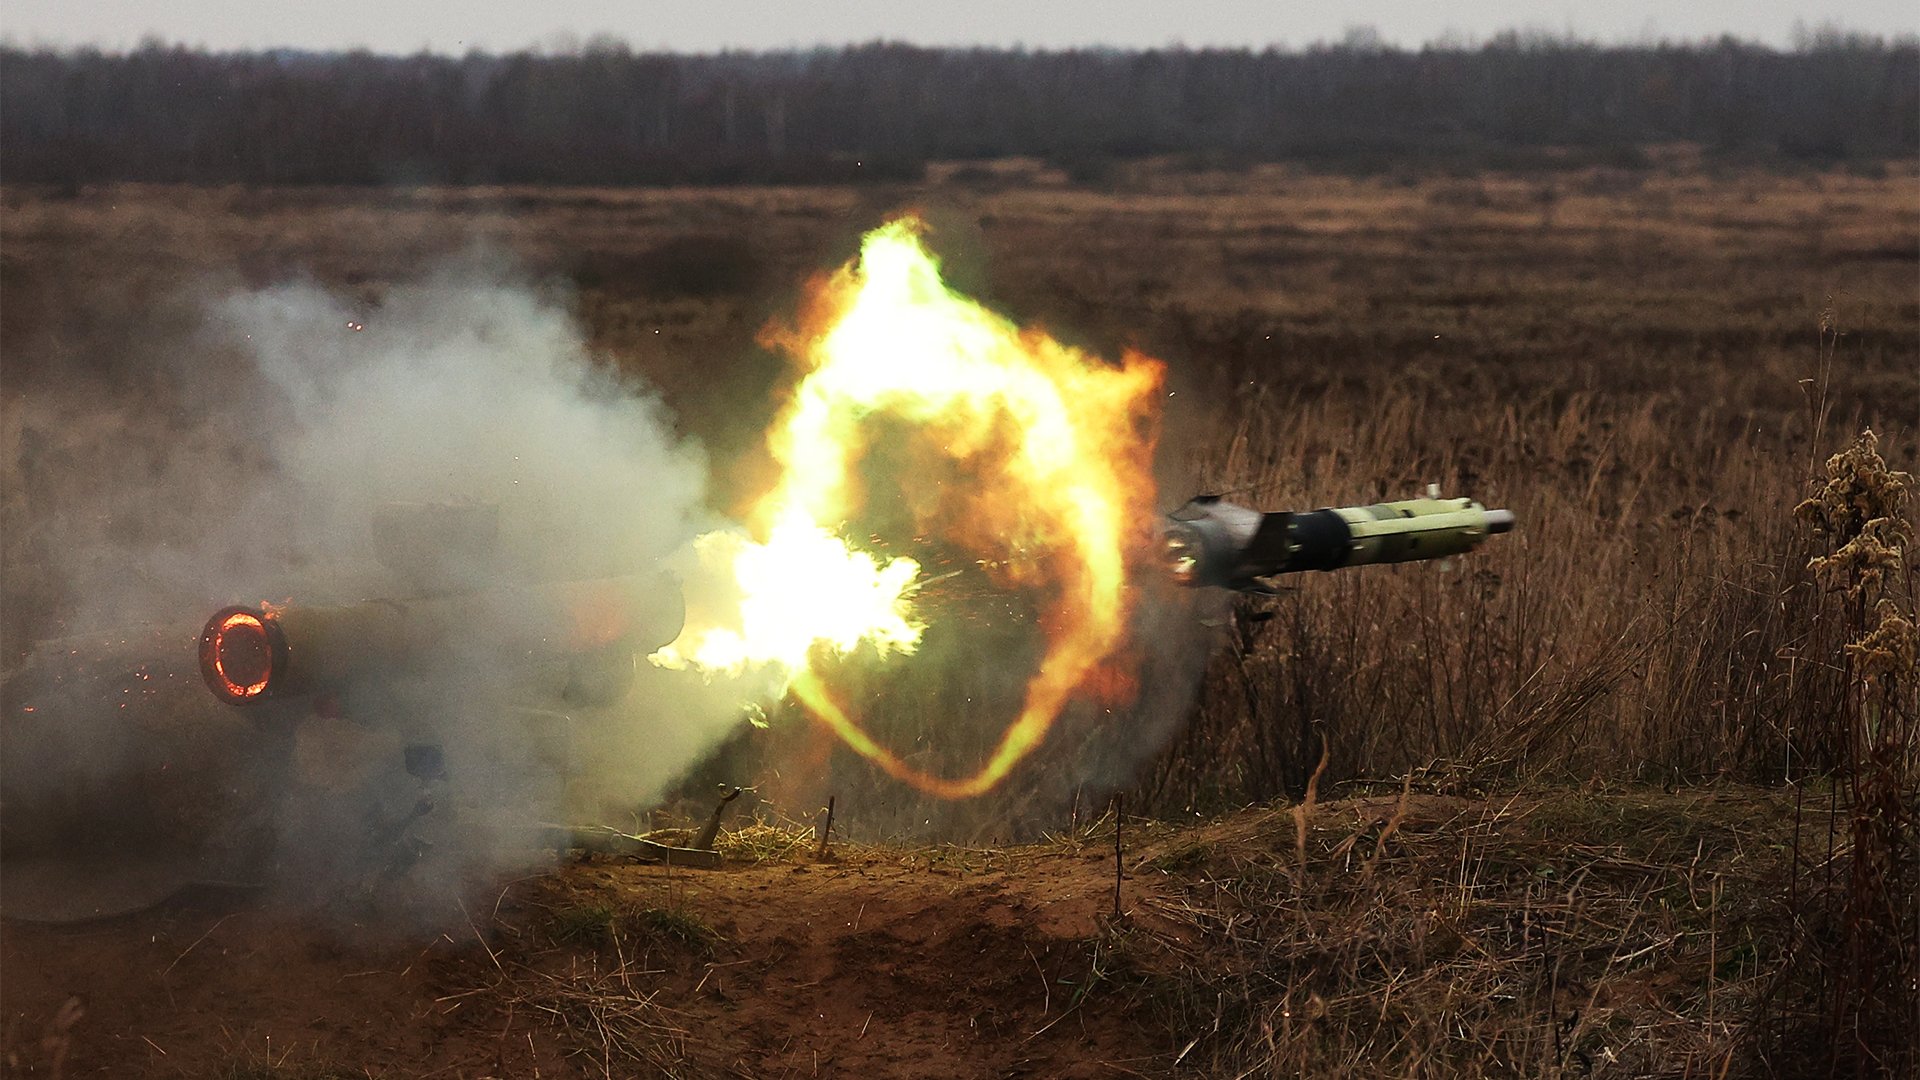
[2,832,1169,1077]
[1,788,1809,1077]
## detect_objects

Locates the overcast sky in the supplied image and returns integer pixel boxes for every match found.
[2,1,1914,53]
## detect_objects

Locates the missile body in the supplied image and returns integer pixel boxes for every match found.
[1164,493,1514,591]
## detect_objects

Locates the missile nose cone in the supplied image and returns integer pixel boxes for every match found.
[1485,508,1516,534]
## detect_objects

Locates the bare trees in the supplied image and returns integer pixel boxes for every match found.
[2,38,1913,185]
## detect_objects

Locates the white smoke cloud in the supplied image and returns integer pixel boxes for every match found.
[219,268,702,583]
[1,256,755,921]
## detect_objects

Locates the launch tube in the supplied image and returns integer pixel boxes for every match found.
[198,573,684,705]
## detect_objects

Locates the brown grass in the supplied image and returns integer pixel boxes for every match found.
[5,164,1914,784]
[2,162,1916,1074]
[1108,787,1816,1077]
[416,792,1818,1079]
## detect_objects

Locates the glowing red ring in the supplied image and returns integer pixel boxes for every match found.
[198,605,284,704]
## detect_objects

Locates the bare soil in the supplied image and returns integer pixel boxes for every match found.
[3,835,1166,1078]
[4,786,1804,1078]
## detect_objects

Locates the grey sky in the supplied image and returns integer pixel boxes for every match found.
[1,1,1913,53]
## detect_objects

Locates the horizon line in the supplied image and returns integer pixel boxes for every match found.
[3,23,1917,61]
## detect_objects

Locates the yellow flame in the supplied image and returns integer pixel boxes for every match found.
[651,517,922,675]
[651,216,1162,797]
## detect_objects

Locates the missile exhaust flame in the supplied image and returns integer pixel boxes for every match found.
[651,217,1163,798]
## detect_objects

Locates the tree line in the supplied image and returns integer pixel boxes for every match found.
[2,36,1914,185]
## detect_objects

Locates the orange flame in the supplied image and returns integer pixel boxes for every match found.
[652,216,1163,797]
[210,609,273,700]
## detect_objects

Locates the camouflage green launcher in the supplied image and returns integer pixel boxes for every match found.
[1164,489,1514,592]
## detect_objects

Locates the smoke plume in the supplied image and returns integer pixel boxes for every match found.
[1,255,752,919]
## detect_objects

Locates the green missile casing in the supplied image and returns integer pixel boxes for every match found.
[1329,496,1511,567]
[1164,490,1514,591]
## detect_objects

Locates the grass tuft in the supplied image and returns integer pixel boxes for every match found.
[630,906,721,953]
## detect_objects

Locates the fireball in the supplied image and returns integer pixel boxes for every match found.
[651,217,1163,797]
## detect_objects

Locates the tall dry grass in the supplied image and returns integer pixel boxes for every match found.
[1110,787,1810,1077]
[1127,318,1916,1073]
[1145,383,1835,806]
[3,176,1909,796]
[1,172,1914,1075]
[1765,421,1917,1076]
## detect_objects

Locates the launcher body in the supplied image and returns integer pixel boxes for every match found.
[1165,491,1514,592]
[198,574,683,709]
[195,501,683,710]
[163,506,693,915]
[7,500,693,921]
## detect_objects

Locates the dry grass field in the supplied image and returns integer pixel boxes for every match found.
[1,162,1915,1076]
[0,788,1825,1078]
[8,163,1912,794]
